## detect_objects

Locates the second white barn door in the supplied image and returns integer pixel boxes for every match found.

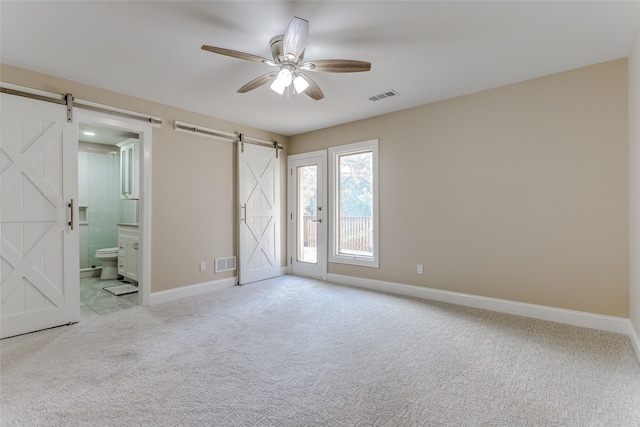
[238,142,281,285]
[0,92,79,339]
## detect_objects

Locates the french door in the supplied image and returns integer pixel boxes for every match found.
[0,93,79,338]
[238,142,281,285]
[288,151,327,280]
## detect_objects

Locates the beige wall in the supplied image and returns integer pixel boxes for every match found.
[0,64,289,293]
[290,59,629,317]
[629,13,640,332]
[2,58,630,317]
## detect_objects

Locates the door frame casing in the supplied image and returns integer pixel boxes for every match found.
[287,150,327,281]
[77,110,153,306]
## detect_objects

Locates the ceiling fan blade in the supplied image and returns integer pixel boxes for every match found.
[301,59,371,73]
[201,45,276,66]
[282,16,309,59]
[237,73,277,93]
[298,74,324,100]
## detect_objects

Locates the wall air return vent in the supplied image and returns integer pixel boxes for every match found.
[215,256,237,273]
[368,90,399,101]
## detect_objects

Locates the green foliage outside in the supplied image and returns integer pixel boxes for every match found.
[339,151,372,217]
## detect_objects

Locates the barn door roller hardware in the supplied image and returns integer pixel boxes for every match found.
[0,86,162,125]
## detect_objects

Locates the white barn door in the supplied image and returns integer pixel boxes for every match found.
[1,93,79,338]
[238,142,280,285]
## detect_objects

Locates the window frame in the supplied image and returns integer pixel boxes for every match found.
[328,139,379,268]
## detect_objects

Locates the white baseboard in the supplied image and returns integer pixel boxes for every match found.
[149,276,237,305]
[326,273,631,335]
[630,321,640,364]
[79,268,101,279]
[282,266,290,275]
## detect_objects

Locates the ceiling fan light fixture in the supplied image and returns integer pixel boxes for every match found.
[277,68,293,86]
[293,75,309,94]
[270,67,294,94]
[270,78,287,95]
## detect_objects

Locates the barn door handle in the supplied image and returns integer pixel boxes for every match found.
[68,199,74,230]
[241,203,247,223]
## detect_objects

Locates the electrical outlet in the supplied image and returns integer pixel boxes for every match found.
[200,261,206,271]
[417,264,423,275]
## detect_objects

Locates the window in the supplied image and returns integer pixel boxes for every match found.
[328,139,379,267]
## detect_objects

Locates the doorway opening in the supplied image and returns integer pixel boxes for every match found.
[78,123,141,318]
[77,110,152,316]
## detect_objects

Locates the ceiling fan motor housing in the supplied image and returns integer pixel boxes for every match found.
[270,35,304,65]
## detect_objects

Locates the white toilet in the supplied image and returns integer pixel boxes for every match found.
[95,247,119,280]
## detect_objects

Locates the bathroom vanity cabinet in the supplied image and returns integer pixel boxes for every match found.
[120,140,139,199]
[118,224,139,282]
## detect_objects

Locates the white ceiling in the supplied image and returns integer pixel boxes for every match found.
[1,1,638,136]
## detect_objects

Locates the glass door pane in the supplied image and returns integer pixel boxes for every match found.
[296,165,318,264]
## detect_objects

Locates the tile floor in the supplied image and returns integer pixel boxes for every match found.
[80,277,139,320]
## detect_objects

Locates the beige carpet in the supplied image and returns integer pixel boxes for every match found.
[1,275,639,426]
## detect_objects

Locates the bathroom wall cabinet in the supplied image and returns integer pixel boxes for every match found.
[118,225,139,282]
[120,140,139,199]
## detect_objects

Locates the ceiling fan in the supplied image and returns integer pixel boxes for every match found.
[201,17,371,100]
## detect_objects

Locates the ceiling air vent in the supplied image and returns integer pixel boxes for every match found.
[368,90,399,101]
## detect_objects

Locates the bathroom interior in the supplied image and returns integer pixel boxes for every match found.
[78,123,141,319]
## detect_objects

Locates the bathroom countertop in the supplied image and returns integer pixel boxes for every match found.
[117,223,139,227]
